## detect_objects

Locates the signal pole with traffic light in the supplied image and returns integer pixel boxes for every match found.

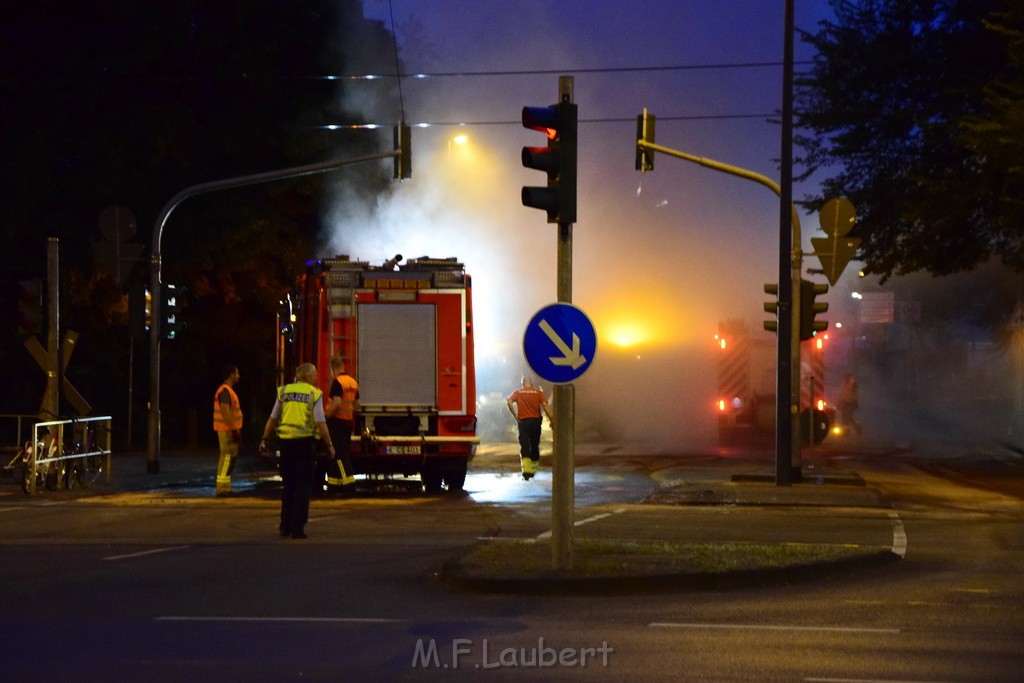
[799,280,829,340]
[522,76,578,571]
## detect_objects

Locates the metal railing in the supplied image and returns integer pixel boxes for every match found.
[25,416,113,495]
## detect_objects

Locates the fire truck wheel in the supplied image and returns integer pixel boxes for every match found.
[442,460,468,492]
[421,467,444,494]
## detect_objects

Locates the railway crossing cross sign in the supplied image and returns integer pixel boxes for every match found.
[523,303,597,384]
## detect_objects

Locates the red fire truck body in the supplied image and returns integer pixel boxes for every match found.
[279,255,477,491]
[714,319,833,445]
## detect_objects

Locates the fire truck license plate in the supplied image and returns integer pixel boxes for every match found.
[386,445,421,455]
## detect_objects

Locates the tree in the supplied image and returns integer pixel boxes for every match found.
[795,0,1021,282]
[962,0,1024,262]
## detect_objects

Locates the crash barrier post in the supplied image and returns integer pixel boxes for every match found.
[26,417,113,495]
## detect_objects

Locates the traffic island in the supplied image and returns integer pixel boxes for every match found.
[440,538,900,595]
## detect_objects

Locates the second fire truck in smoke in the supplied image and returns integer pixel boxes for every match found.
[715,318,834,445]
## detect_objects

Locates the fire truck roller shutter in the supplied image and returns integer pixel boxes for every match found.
[357,303,436,407]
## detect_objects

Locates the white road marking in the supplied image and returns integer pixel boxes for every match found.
[534,508,625,541]
[104,545,191,561]
[156,616,402,624]
[648,623,900,634]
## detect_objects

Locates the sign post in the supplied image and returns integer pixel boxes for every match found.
[523,302,596,571]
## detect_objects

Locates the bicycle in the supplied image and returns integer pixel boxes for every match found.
[62,424,105,489]
[15,434,62,494]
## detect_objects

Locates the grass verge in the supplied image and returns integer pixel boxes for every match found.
[458,538,881,578]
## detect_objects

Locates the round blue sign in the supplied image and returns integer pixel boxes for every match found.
[523,303,597,384]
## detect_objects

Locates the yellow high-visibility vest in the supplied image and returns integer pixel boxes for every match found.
[276,383,323,440]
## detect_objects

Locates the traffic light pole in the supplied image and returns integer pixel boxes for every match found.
[147,148,404,473]
[779,0,800,484]
[552,76,575,571]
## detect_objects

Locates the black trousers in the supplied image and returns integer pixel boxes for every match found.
[517,417,542,461]
[315,418,355,488]
[279,437,317,533]
[327,418,355,483]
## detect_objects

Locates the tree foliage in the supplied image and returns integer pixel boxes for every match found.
[795,0,1023,282]
[0,2,401,442]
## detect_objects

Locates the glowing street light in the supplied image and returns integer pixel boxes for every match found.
[448,132,469,159]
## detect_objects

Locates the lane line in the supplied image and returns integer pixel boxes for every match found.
[535,508,625,541]
[888,511,907,558]
[104,545,191,561]
[156,616,402,624]
[648,623,901,634]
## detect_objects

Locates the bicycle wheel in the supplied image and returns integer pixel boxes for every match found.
[81,452,104,485]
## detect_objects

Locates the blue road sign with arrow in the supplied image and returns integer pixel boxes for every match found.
[523,303,597,384]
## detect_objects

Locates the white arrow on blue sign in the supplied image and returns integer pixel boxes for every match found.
[523,303,597,384]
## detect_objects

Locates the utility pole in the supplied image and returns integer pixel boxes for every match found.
[778,0,800,483]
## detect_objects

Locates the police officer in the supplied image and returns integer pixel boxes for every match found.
[259,363,335,539]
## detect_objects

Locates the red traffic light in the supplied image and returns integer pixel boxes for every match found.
[521,101,577,224]
[522,106,560,139]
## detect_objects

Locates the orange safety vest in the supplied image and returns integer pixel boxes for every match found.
[213,383,243,431]
[331,374,359,421]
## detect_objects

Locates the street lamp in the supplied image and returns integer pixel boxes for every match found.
[448,132,468,159]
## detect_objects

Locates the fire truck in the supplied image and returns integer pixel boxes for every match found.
[714,319,834,446]
[277,254,478,491]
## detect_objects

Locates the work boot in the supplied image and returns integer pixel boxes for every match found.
[521,456,538,480]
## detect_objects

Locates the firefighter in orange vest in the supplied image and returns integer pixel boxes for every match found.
[322,354,359,495]
[213,364,243,496]
[506,377,553,480]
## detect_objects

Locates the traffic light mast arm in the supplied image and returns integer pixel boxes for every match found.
[148,145,407,474]
[636,139,781,195]
[635,138,802,241]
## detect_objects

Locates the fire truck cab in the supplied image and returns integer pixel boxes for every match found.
[278,255,478,492]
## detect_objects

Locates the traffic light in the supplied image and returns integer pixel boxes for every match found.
[393,123,411,180]
[799,279,828,340]
[128,283,151,339]
[161,283,182,340]
[763,283,779,333]
[276,296,294,342]
[636,108,655,172]
[16,279,43,335]
[521,99,577,224]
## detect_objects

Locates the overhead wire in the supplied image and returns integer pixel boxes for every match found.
[386,0,405,123]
